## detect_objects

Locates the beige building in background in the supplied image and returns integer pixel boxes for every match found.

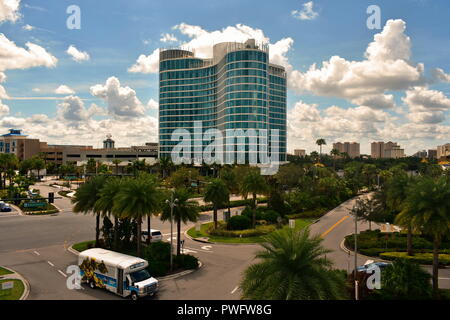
[332,142,360,158]
[371,141,405,159]
[437,143,450,159]
[294,149,306,157]
[0,129,41,160]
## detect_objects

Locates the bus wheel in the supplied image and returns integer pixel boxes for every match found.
[89,280,96,289]
[130,292,138,301]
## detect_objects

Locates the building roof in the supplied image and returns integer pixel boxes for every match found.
[2,129,27,137]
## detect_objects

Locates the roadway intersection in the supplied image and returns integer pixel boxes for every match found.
[1,181,448,300]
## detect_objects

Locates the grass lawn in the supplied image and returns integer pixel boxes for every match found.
[187,218,314,244]
[0,279,24,300]
[0,267,13,276]
[72,240,96,252]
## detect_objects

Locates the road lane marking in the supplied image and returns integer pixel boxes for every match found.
[58,270,67,278]
[439,277,450,280]
[201,245,212,251]
[47,261,55,267]
[321,216,349,238]
[231,286,239,294]
[33,251,40,256]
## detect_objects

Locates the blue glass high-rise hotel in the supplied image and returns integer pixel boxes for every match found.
[159,39,287,163]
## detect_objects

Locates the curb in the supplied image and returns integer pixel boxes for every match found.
[339,236,448,269]
[9,204,24,216]
[0,266,30,300]
[68,244,203,281]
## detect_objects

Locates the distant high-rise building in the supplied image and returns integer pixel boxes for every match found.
[158,39,287,163]
[437,143,450,160]
[371,141,405,159]
[294,149,306,157]
[333,142,360,158]
[428,149,437,160]
[413,150,427,158]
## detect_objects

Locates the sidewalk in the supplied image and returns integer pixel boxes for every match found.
[0,267,30,300]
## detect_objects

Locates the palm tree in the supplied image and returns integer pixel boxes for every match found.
[316,138,326,156]
[241,171,267,228]
[94,177,123,250]
[112,159,121,175]
[330,148,340,170]
[240,228,348,300]
[113,174,162,256]
[396,176,450,296]
[220,168,238,220]
[161,188,200,255]
[310,151,319,164]
[159,157,173,179]
[72,175,108,247]
[204,179,230,229]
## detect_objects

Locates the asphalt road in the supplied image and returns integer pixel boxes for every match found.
[1,182,448,300]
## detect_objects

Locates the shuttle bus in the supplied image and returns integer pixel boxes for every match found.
[78,248,159,300]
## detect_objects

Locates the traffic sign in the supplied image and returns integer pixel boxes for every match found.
[2,281,14,290]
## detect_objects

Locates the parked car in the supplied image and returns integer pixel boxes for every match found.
[0,201,12,212]
[141,229,163,243]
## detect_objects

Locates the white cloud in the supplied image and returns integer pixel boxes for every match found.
[90,76,145,118]
[289,101,321,122]
[57,95,103,123]
[160,33,177,43]
[54,85,75,95]
[66,45,90,62]
[146,98,158,110]
[0,84,8,99]
[288,20,424,108]
[128,49,159,74]
[291,1,318,21]
[0,33,57,72]
[407,111,445,124]
[403,86,450,112]
[32,87,41,93]
[0,0,21,23]
[22,24,34,31]
[129,23,293,73]
[0,99,9,116]
[432,68,450,82]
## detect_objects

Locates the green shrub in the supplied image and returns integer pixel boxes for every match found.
[147,260,169,277]
[242,206,264,220]
[261,210,280,223]
[227,215,252,230]
[286,208,327,219]
[209,224,276,238]
[175,254,199,270]
[379,252,450,266]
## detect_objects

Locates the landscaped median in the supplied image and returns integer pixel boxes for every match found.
[344,229,450,266]
[0,267,28,300]
[187,218,314,244]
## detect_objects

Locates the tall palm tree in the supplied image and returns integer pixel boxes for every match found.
[396,176,450,296]
[72,175,108,247]
[159,157,173,179]
[94,177,123,250]
[241,170,267,228]
[161,188,200,255]
[220,168,238,220]
[204,179,230,229]
[113,174,162,257]
[316,138,326,156]
[330,148,340,171]
[240,228,348,300]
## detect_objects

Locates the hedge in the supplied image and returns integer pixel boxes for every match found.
[208,223,276,238]
[286,208,328,220]
[379,252,450,266]
[199,197,267,212]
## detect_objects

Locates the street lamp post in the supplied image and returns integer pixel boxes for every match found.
[166,192,178,272]
[354,209,358,300]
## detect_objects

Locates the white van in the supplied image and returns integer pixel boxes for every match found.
[141,229,163,243]
[78,248,159,300]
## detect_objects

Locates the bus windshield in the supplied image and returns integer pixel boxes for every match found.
[129,269,151,283]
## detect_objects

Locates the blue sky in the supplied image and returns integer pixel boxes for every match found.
[0,0,449,153]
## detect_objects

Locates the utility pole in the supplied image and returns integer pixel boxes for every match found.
[166,192,178,271]
[354,210,358,300]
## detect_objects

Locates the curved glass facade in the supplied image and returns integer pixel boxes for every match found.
[159,40,287,162]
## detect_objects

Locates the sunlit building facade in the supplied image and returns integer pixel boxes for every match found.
[158,39,287,163]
